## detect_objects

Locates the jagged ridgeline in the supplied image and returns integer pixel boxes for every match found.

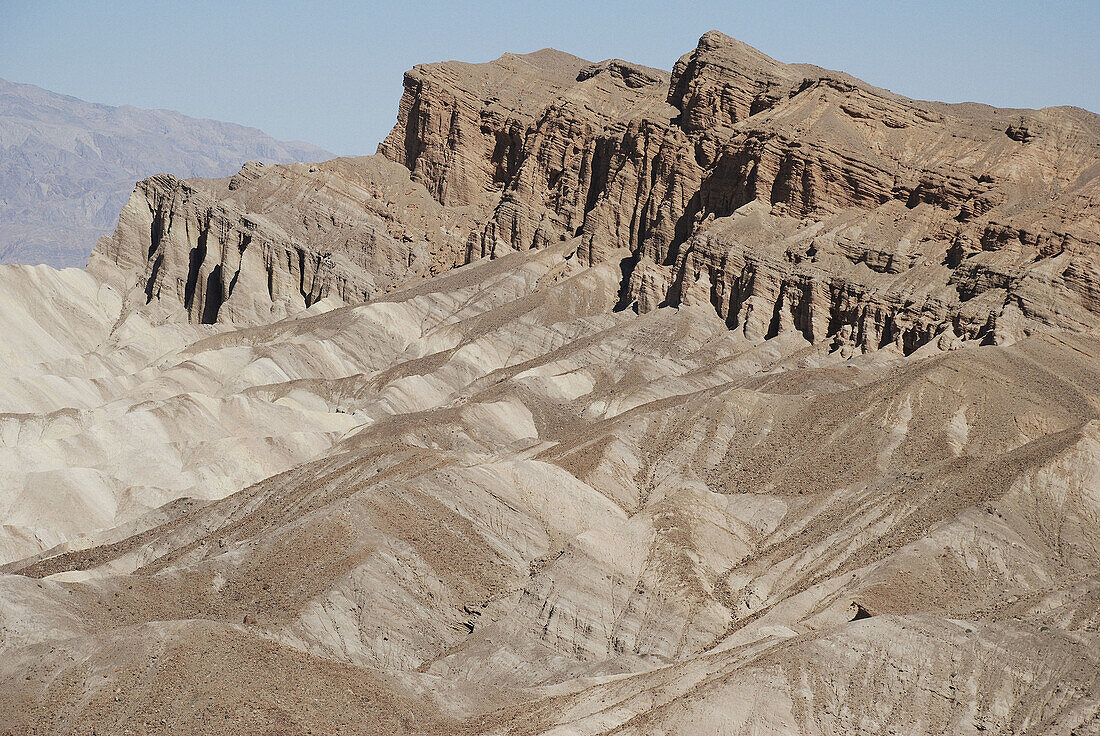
[91,30,1099,352]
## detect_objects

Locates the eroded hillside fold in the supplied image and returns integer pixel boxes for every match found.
[3,31,1099,736]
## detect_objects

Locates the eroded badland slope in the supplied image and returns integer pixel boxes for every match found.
[2,31,1099,736]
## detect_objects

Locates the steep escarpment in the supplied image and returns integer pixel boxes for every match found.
[89,156,476,323]
[378,48,592,208]
[379,30,1100,352]
[91,31,1098,354]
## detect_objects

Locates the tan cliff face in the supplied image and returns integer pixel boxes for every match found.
[378,29,1100,352]
[92,32,1099,360]
[88,156,477,323]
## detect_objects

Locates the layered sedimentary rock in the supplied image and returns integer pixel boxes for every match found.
[4,241,1100,734]
[377,30,1100,353]
[89,156,476,323]
[0,263,361,564]
[6,32,1097,735]
[97,31,1098,358]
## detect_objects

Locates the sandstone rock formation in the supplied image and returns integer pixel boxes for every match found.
[1,32,1098,736]
[89,156,475,323]
[377,30,1100,353]
[0,77,331,268]
[99,31,1099,363]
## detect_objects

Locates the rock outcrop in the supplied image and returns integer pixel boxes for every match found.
[89,156,476,323]
[95,32,1099,357]
[376,30,1100,353]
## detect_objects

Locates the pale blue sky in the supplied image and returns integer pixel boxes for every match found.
[1,1,1097,155]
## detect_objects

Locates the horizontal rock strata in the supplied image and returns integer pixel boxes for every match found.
[94,32,1098,359]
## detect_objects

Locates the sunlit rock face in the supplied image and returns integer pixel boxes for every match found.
[2,31,1099,736]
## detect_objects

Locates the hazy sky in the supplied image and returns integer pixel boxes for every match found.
[2,1,1097,155]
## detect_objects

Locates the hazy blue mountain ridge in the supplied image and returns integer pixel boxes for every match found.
[0,77,331,267]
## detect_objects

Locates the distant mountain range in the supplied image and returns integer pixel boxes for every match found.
[0,77,331,267]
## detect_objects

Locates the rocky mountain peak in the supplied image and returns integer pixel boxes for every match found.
[690,29,790,72]
[576,59,668,89]
[91,33,1099,357]
[668,31,796,131]
[498,47,589,73]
